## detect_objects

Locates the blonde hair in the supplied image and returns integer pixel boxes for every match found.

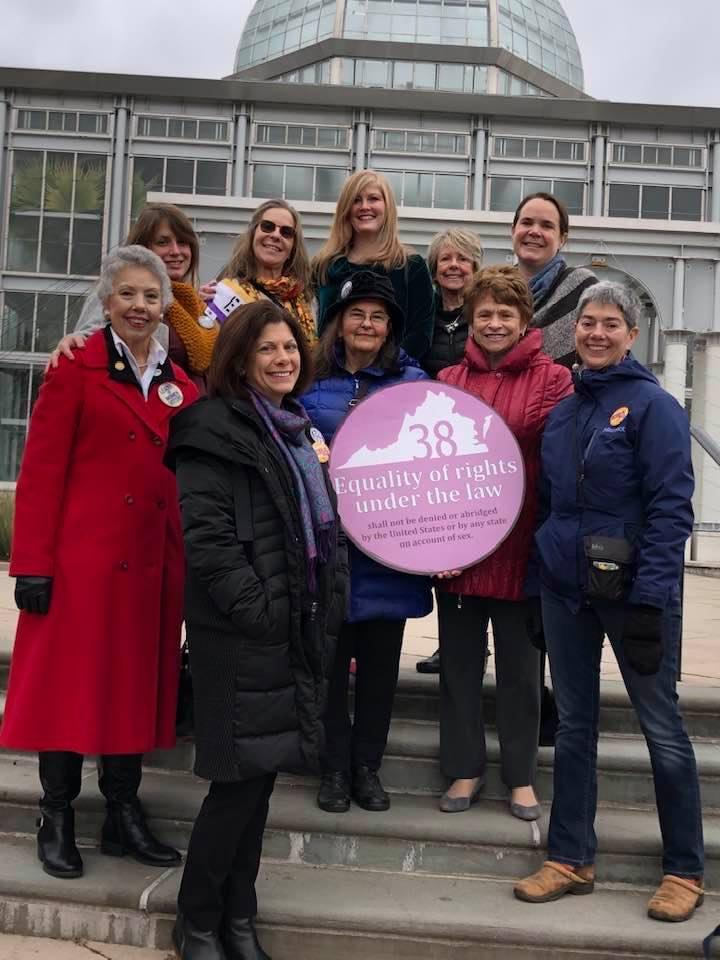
[427,229,484,281]
[313,170,407,284]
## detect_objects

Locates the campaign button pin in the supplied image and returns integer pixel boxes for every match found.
[114,360,126,371]
[609,406,629,427]
[158,382,184,407]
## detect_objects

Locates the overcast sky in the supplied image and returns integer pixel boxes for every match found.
[0,0,718,107]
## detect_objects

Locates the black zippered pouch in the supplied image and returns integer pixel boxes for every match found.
[583,536,636,601]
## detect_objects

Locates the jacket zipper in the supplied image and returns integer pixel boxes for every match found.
[457,594,463,610]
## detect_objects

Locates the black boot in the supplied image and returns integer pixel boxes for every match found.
[317,771,351,813]
[173,912,227,959]
[99,754,181,866]
[352,765,390,811]
[222,917,271,960]
[416,648,440,674]
[37,751,84,879]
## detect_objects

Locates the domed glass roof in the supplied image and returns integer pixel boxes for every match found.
[235,0,584,92]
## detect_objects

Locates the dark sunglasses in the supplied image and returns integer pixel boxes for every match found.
[258,219,296,240]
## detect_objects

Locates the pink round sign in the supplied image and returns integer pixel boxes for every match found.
[329,381,526,574]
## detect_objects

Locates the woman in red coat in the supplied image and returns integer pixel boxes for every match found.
[0,245,198,879]
[435,266,572,819]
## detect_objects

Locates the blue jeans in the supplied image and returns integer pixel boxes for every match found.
[542,588,703,878]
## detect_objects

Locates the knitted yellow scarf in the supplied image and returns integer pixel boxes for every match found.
[225,276,316,344]
[166,281,218,375]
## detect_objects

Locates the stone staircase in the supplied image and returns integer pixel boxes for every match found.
[0,657,719,958]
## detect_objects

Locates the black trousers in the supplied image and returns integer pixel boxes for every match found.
[323,618,405,773]
[38,751,143,807]
[438,593,540,789]
[178,773,276,930]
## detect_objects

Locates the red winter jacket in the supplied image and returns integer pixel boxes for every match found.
[438,330,572,601]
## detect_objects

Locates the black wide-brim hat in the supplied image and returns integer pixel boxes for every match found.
[323,269,406,333]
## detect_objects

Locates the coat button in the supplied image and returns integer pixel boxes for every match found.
[495,372,502,378]
[128,431,136,441]
[157,498,167,510]
[119,561,129,571]
[152,436,162,446]
[125,494,134,505]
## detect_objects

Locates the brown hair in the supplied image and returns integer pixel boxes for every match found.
[220,199,311,292]
[512,191,570,238]
[313,170,407,284]
[207,300,313,400]
[126,203,200,284]
[464,266,534,328]
[313,310,399,381]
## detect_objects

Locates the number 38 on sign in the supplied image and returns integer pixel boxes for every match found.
[328,381,525,575]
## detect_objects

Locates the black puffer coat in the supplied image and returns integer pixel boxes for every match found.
[422,299,469,378]
[166,395,348,783]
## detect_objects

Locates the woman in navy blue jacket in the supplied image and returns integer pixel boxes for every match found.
[514,282,703,924]
[301,270,432,815]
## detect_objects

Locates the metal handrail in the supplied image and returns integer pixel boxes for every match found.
[691,425,720,467]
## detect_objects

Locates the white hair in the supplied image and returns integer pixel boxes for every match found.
[96,245,172,311]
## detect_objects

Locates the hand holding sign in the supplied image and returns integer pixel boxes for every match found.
[329,382,525,575]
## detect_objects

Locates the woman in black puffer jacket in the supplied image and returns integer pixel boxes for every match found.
[166,301,347,960]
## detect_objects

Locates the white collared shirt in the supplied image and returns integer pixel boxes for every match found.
[110,328,168,401]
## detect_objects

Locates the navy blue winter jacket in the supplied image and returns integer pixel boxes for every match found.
[535,355,693,611]
[301,345,433,623]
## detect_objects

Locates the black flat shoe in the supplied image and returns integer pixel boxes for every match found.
[37,807,84,879]
[223,916,271,960]
[173,913,227,959]
[416,649,440,674]
[101,799,181,867]
[317,771,351,813]
[352,766,390,812]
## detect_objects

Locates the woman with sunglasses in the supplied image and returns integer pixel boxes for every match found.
[50,204,218,393]
[205,199,316,344]
[314,171,434,362]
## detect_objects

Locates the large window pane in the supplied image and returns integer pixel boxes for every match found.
[132,156,164,216]
[403,172,433,207]
[392,61,413,88]
[70,219,103,275]
[641,185,669,219]
[166,159,194,193]
[414,62,436,89]
[524,178,552,195]
[0,364,30,482]
[196,161,227,196]
[75,155,107,214]
[553,180,584,216]
[490,177,522,212]
[40,217,70,273]
[608,183,639,218]
[253,164,284,197]
[35,294,66,352]
[672,187,703,221]
[315,167,347,202]
[435,174,466,209]
[284,165,314,200]
[2,293,35,352]
[11,151,44,212]
[7,215,39,271]
[44,152,75,214]
[437,63,464,91]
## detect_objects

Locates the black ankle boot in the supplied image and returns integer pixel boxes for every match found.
[37,807,83,878]
[222,917,271,960]
[173,913,227,959]
[37,751,84,878]
[317,771,351,813]
[352,766,390,812]
[101,797,181,866]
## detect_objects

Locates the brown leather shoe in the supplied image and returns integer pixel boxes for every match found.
[647,875,704,922]
[514,860,595,903]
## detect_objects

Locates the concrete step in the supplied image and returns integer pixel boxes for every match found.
[0,834,715,959]
[2,756,720,890]
[392,668,720,739]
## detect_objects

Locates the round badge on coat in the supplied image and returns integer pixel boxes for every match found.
[340,280,353,299]
[609,406,629,427]
[310,427,325,444]
[158,382,184,407]
[114,360,126,371]
[198,312,216,330]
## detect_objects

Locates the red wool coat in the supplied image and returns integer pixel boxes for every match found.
[438,330,572,601]
[0,329,198,755]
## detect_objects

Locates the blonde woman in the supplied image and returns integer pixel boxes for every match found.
[314,170,434,361]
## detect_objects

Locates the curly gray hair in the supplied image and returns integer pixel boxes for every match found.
[577,281,643,330]
[96,245,173,311]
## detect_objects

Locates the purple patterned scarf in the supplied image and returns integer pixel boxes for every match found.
[249,389,335,592]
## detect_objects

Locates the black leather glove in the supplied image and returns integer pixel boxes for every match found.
[525,597,545,652]
[14,576,53,615]
[622,604,663,675]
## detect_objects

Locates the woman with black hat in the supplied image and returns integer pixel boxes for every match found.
[302,270,433,815]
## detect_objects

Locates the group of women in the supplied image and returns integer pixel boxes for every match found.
[0,169,704,960]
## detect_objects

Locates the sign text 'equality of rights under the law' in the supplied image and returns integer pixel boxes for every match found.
[328,382,526,574]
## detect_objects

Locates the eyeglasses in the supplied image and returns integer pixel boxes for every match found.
[258,219,296,241]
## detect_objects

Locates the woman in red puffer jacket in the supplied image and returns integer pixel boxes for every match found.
[435,266,572,820]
